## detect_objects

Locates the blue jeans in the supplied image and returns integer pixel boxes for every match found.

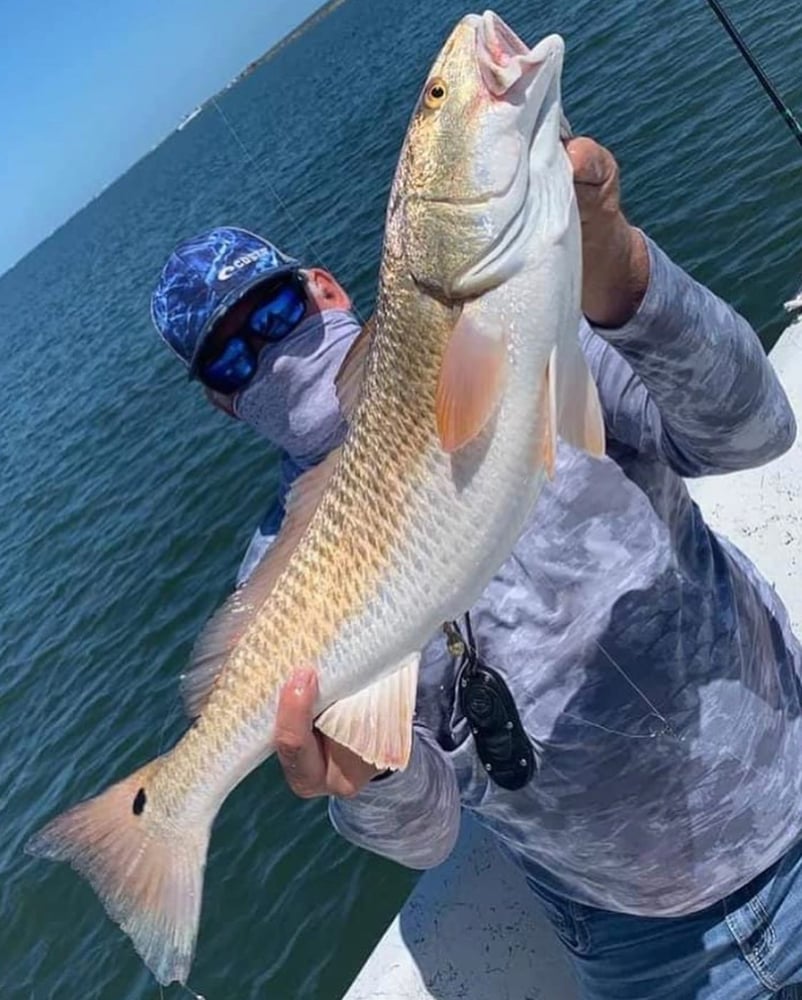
[525,836,802,999]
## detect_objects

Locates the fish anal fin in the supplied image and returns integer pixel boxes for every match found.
[315,652,420,770]
[181,447,343,718]
[335,316,374,419]
[24,756,210,987]
[553,335,606,458]
[435,311,507,453]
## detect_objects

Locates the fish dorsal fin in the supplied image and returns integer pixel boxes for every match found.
[335,316,374,419]
[181,447,342,718]
[315,652,420,770]
[435,310,507,453]
[540,340,606,477]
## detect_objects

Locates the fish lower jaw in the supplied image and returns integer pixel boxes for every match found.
[452,116,568,296]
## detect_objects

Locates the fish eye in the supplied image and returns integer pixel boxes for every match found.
[423,77,448,110]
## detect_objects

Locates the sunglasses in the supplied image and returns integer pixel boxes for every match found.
[198,274,308,394]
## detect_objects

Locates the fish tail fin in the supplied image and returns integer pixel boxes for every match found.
[25,756,210,986]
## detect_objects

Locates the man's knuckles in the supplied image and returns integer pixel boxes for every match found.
[288,778,325,800]
[282,767,360,800]
[327,774,362,799]
[274,730,307,759]
[566,136,615,184]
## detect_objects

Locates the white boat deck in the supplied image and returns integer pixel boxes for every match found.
[343,315,802,1000]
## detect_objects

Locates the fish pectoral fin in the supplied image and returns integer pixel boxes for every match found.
[335,315,374,419]
[540,340,606,476]
[435,310,507,453]
[181,447,343,719]
[315,652,420,770]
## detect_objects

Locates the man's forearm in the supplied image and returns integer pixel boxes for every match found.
[329,727,461,870]
[593,235,796,475]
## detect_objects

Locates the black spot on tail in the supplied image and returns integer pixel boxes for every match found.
[133,788,147,816]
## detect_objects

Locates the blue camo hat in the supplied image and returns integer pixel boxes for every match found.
[150,226,300,375]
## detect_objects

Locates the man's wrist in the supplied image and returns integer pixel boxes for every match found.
[582,220,649,329]
[370,768,395,782]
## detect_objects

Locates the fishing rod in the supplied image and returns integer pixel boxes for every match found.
[706,0,802,149]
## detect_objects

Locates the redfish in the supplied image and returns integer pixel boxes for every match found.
[26,11,604,985]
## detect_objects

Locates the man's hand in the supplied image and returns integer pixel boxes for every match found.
[274,669,384,798]
[565,136,650,328]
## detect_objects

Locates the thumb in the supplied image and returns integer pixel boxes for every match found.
[274,668,327,796]
[565,136,620,222]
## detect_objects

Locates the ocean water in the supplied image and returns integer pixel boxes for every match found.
[2,0,802,997]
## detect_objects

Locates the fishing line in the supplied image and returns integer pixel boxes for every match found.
[467,592,680,745]
[209,97,367,325]
[521,555,681,740]
[181,985,206,1000]
[209,96,318,259]
[590,637,679,739]
[456,536,686,746]
[705,0,802,149]
[558,711,665,740]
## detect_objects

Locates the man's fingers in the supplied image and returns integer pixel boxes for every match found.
[565,136,608,185]
[275,669,327,796]
[275,669,386,800]
[565,136,621,221]
[325,740,384,799]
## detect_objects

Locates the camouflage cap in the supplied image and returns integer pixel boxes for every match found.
[150,226,299,375]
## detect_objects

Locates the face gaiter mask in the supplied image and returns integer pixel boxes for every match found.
[233,308,360,471]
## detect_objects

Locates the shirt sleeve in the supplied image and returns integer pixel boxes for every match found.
[582,234,796,477]
[235,498,286,588]
[328,725,461,870]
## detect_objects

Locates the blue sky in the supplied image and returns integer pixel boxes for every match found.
[0,0,324,276]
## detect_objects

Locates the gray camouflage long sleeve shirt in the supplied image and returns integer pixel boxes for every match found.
[325,236,801,917]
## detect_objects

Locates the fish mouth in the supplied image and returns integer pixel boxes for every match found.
[476,10,545,97]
